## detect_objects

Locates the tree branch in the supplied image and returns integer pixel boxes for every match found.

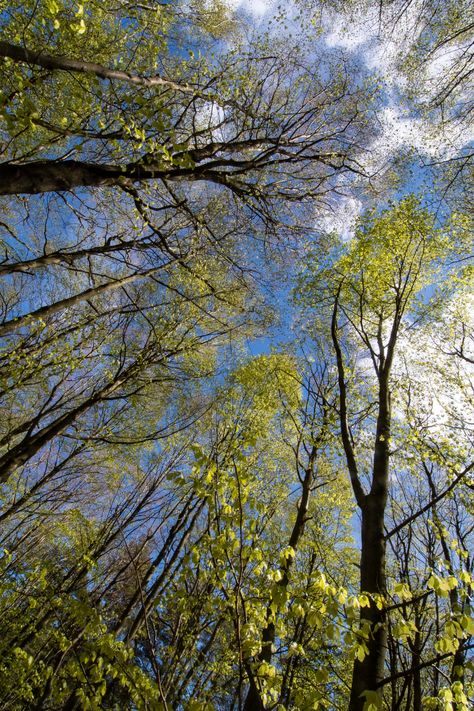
[385,460,474,539]
[0,40,194,93]
[331,286,366,507]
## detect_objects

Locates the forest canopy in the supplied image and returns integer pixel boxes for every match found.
[0,1,472,710]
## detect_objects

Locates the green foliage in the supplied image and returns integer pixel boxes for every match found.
[0,1,473,710]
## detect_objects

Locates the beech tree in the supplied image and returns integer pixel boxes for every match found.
[297,196,473,710]
[0,2,473,711]
[0,1,367,197]
[0,0,371,487]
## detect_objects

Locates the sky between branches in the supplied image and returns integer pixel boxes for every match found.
[225,0,474,238]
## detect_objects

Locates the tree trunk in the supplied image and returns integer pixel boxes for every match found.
[348,496,388,711]
[0,160,125,194]
[0,158,245,196]
[408,618,422,711]
[243,445,318,711]
[0,40,193,92]
[0,233,164,277]
[0,262,169,337]
[0,357,143,482]
[348,376,391,711]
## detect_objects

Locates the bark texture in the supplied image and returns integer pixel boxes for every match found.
[0,41,193,92]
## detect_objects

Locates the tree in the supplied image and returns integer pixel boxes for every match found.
[1,3,473,710]
[297,195,473,710]
[0,2,367,198]
[0,0,371,486]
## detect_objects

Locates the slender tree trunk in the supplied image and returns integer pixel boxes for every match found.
[348,498,388,710]
[243,444,318,711]
[0,233,168,277]
[348,377,391,711]
[112,496,198,634]
[0,357,142,482]
[427,474,466,711]
[412,627,422,711]
[124,501,205,642]
[0,443,86,523]
[0,41,193,92]
[0,262,169,337]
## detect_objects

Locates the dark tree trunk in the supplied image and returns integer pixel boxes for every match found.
[412,628,422,711]
[348,376,391,711]
[0,160,124,194]
[348,497,388,710]
[0,356,142,482]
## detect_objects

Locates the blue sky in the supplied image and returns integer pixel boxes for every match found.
[220,0,474,366]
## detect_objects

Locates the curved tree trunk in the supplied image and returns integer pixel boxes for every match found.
[348,378,391,711]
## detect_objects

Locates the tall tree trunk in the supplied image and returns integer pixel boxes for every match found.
[0,233,169,277]
[0,355,145,482]
[243,444,318,711]
[0,262,170,337]
[0,159,248,196]
[412,630,422,711]
[348,376,391,711]
[427,470,466,711]
[348,497,388,710]
[0,160,124,194]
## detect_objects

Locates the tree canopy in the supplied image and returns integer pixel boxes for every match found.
[0,2,472,711]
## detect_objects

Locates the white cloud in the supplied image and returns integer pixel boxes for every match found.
[324,5,379,52]
[393,296,474,440]
[423,40,474,110]
[369,106,431,159]
[318,195,363,241]
[194,100,226,141]
[323,1,474,168]
[366,104,474,170]
[225,0,274,18]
